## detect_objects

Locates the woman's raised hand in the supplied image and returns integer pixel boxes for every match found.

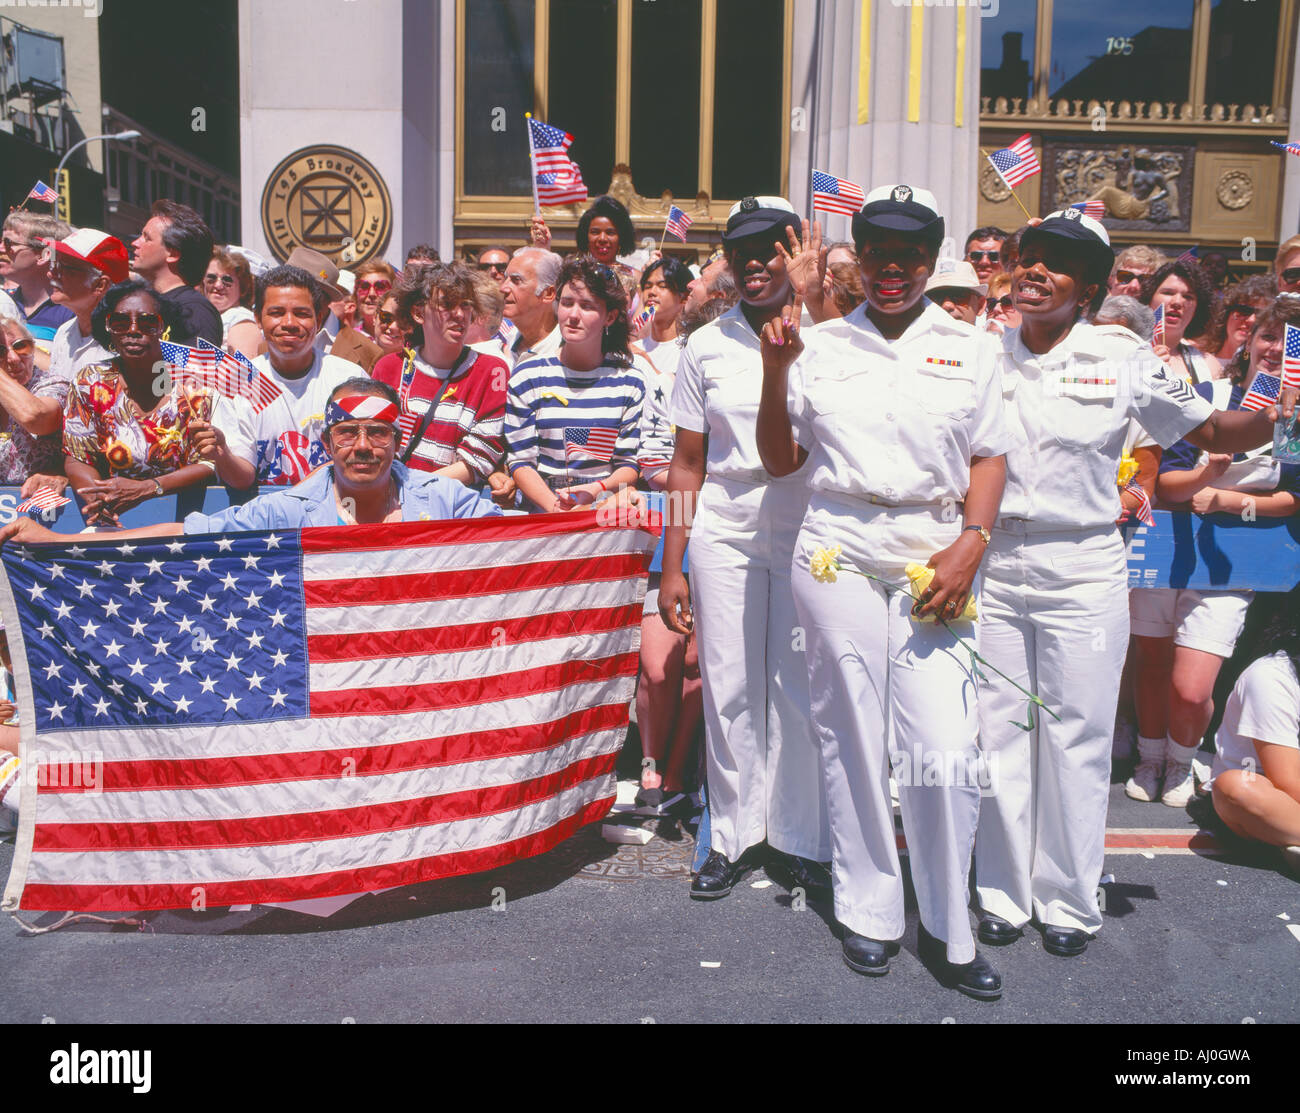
[760,293,804,373]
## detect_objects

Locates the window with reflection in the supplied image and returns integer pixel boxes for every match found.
[1049,0,1194,104]
[549,0,618,199]
[980,0,1036,103]
[630,0,701,200]
[462,0,534,197]
[1205,0,1280,107]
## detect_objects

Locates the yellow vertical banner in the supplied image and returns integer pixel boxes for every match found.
[857,0,871,125]
[55,170,70,223]
[907,4,924,123]
[955,5,966,128]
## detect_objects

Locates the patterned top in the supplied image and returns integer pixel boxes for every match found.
[505,354,643,494]
[0,361,72,484]
[371,347,507,480]
[63,362,217,479]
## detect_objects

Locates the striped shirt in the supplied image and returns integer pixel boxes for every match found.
[372,348,507,481]
[506,355,644,494]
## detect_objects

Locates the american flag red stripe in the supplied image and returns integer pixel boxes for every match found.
[1,511,658,912]
[15,489,72,513]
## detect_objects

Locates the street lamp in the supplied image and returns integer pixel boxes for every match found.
[54,130,142,219]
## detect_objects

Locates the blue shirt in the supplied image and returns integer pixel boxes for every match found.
[182,462,501,533]
[10,288,75,342]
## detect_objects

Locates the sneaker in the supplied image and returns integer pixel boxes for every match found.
[1125,757,1163,802]
[1161,764,1197,808]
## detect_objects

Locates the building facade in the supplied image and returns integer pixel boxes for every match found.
[239,0,1300,269]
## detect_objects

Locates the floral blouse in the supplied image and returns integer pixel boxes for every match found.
[0,362,68,484]
[63,362,216,479]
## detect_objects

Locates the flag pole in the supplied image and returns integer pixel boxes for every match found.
[525,112,541,217]
[981,148,1034,223]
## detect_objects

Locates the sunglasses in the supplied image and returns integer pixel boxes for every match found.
[967,251,1000,263]
[0,336,34,357]
[203,273,236,288]
[989,295,1015,311]
[356,280,392,296]
[1225,304,1258,318]
[50,259,98,282]
[478,261,507,274]
[107,311,163,335]
[1281,267,1300,284]
[1113,269,1148,285]
[329,422,396,447]
[1,237,39,255]
[376,310,406,329]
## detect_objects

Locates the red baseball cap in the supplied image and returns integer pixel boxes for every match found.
[44,228,129,284]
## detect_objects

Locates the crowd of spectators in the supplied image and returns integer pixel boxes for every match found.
[0,190,1297,880]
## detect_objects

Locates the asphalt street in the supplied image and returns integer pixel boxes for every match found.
[3,777,1298,1025]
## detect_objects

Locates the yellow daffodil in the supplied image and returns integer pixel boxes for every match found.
[1117,454,1139,488]
[809,545,843,583]
[905,562,977,622]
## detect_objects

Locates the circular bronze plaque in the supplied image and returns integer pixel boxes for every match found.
[261,145,393,266]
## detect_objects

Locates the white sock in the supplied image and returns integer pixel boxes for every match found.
[1165,735,1196,771]
[1136,735,1165,762]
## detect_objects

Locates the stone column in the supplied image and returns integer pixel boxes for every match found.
[790,0,982,250]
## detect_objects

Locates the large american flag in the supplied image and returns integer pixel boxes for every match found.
[160,340,283,413]
[528,117,588,206]
[1283,322,1300,391]
[812,170,866,217]
[988,134,1040,188]
[0,512,658,911]
[1242,368,1283,412]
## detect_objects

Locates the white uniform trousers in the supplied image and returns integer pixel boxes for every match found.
[974,522,1128,934]
[793,497,983,964]
[689,473,829,862]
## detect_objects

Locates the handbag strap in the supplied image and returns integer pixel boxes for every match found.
[399,348,472,464]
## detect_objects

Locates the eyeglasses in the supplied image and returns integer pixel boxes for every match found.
[356,280,392,296]
[49,259,97,283]
[1281,268,1300,285]
[203,273,236,289]
[107,311,163,335]
[329,422,396,447]
[1113,269,1147,285]
[967,251,1000,263]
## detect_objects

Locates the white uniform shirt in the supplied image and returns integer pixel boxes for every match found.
[786,300,1012,505]
[671,303,775,481]
[1210,652,1300,782]
[996,321,1216,528]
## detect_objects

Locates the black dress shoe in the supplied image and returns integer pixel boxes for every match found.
[690,850,750,900]
[1042,925,1091,957]
[977,913,1024,946]
[841,930,892,976]
[778,852,832,895]
[917,924,1003,1000]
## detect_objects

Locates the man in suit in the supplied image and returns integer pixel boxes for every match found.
[288,246,383,373]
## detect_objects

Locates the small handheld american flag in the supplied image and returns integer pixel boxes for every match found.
[1242,368,1283,413]
[162,339,284,412]
[988,134,1041,189]
[26,181,58,205]
[812,170,866,217]
[1177,245,1199,266]
[1153,304,1166,348]
[1281,322,1300,391]
[1123,479,1155,528]
[665,206,693,242]
[528,117,588,207]
[15,489,72,514]
[564,426,618,463]
[632,304,656,332]
[1271,140,1300,158]
[1068,200,1106,220]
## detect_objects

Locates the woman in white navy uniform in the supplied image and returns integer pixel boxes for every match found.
[973,210,1291,957]
[757,185,1011,999]
[660,196,831,898]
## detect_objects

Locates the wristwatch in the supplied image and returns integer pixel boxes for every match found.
[963,524,991,545]
[151,479,164,498]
